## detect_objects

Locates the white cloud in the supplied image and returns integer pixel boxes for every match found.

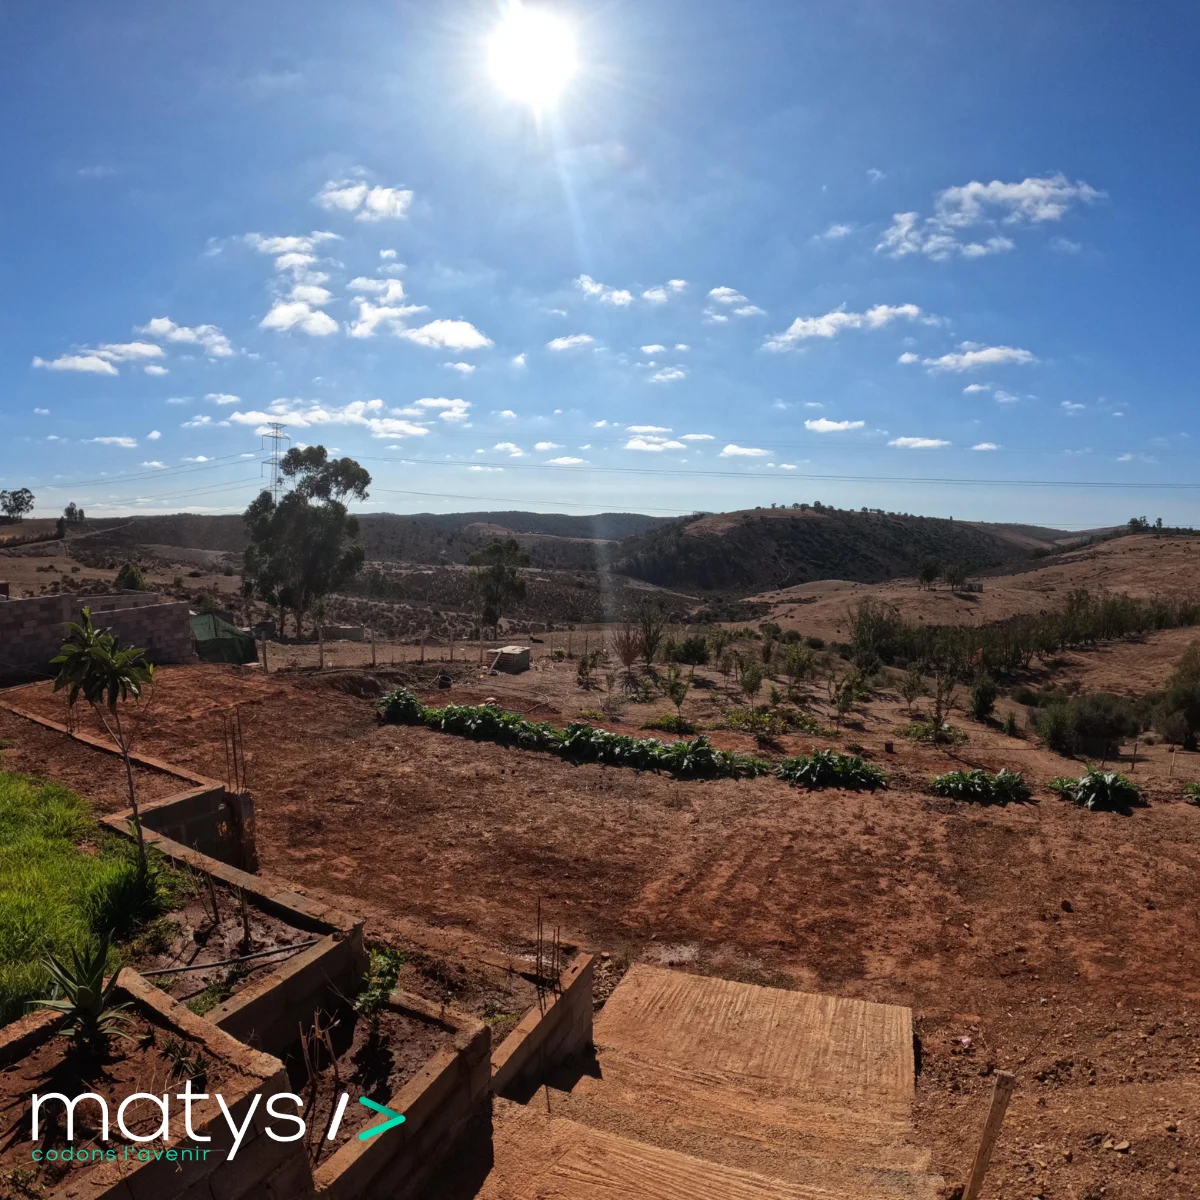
[972,442,999,451]
[206,393,240,405]
[546,333,594,351]
[805,418,865,432]
[820,223,854,240]
[709,286,748,305]
[803,401,824,409]
[675,343,690,352]
[468,465,503,472]
[963,383,991,394]
[494,441,524,456]
[144,364,169,376]
[33,407,49,415]
[90,436,137,447]
[380,249,397,260]
[260,300,339,336]
[734,305,766,317]
[625,435,686,452]
[1062,401,1086,414]
[348,277,409,301]
[496,409,517,419]
[922,343,1037,373]
[399,319,492,350]
[778,463,798,470]
[33,354,117,375]
[137,316,233,357]
[315,179,413,221]
[404,397,470,423]
[641,279,687,304]
[591,420,607,428]
[889,436,950,448]
[576,274,633,306]
[765,303,926,351]
[228,397,431,440]
[146,430,161,440]
[546,456,586,465]
[534,441,563,451]
[182,455,210,463]
[649,366,686,383]
[141,460,167,468]
[182,414,212,428]
[346,296,429,338]
[679,433,714,442]
[165,397,188,405]
[867,168,886,183]
[641,344,666,354]
[897,352,920,364]
[994,390,1021,404]
[719,444,770,457]
[290,283,333,306]
[511,352,526,367]
[877,174,1102,261]
[627,425,672,434]
[443,361,476,374]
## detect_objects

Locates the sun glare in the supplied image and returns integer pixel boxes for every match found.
[487,3,577,112]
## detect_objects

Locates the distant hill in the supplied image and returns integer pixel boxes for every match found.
[614,507,1072,593]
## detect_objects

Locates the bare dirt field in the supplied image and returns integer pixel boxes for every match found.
[6,636,1200,1197]
[753,533,1200,643]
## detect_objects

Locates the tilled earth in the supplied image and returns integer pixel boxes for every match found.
[4,661,1200,1197]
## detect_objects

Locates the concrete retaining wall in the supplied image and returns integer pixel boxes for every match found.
[490,954,595,1098]
[314,994,490,1200]
[1,971,311,1200]
[0,591,195,683]
[132,784,258,872]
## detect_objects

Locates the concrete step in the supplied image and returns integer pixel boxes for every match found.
[543,1049,935,1181]
[480,1102,935,1200]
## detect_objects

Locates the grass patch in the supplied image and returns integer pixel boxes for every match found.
[0,772,168,1026]
[642,712,698,735]
[899,720,968,746]
[186,965,248,1017]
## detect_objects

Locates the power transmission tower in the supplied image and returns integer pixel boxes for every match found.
[261,423,290,504]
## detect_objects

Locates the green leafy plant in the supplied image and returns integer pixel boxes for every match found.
[776,749,886,791]
[899,720,967,746]
[33,931,130,1046]
[1048,767,1144,812]
[930,768,1031,805]
[1182,781,1200,805]
[376,689,768,779]
[354,947,407,1023]
[1001,712,1020,737]
[969,675,999,721]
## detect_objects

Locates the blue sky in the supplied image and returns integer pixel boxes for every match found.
[3,0,1198,528]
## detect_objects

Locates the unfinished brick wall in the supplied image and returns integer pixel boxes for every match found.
[0,592,195,682]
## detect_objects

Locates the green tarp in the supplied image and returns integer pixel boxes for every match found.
[189,612,258,665]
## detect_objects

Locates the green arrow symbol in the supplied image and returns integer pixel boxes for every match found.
[357,1095,406,1140]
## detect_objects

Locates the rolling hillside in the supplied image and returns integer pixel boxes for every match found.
[614,507,1073,593]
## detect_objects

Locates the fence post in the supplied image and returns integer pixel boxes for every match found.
[371,629,376,668]
[260,633,269,675]
[318,627,324,671]
[962,1071,1016,1200]
[420,636,425,664]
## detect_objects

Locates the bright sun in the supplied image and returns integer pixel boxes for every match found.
[487,3,577,111]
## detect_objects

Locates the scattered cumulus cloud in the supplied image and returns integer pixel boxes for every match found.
[867,168,886,183]
[889,436,950,448]
[138,316,233,357]
[494,441,524,457]
[146,430,161,440]
[182,414,212,428]
[141,460,167,468]
[443,362,476,374]
[1062,401,1086,414]
[534,441,563,451]
[546,334,594,351]
[916,343,1038,373]
[33,340,167,376]
[642,279,687,304]
[90,436,137,447]
[765,304,926,352]
[641,344,666,354]
[805,418,864,432]
[33,407,50,415]
[877,173,1102,260]
[820,223,854,240]
[680,433,714,442]
[625,435,686,452]
[33,354,117,375]
[228,397,431,440]
[719,444,769,457]
[649,366,686,383]
[576,274,632,306]
[315,179,413,221]
[261,300,339,336]
[399,319,492,350]
[705,286,765,322]
[627,425,672,434]
[206,393,241,405]
[972,442,1000,451]
[546,456,586,465]
[144,364,169,376]
[511,353,526,367]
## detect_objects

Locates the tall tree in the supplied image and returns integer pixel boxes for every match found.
[242,446,371,637]
[468,537,530,636]
[0,487,34,521]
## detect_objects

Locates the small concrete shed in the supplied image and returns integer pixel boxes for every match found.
[490,645,531,673]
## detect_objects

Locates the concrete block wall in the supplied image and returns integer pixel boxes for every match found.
[134,785,259,872]
[0,592,196,682]
[490,954,595,1098]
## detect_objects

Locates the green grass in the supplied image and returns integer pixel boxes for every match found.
[0,772,165,1026]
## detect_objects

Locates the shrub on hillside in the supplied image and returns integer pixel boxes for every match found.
[114,561,147,591]
[776,749,886,791]
[1153,639,1200,750]
[1034,693,1139,758]
[1048,767,1144,812]
[969,675,999,721]
[643,712,698,735]
[930,768,1031,805]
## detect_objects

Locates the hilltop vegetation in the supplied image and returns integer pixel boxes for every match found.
[615,505,1070,593]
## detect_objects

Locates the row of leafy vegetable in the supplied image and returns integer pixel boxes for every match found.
[376,689,1181,809]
